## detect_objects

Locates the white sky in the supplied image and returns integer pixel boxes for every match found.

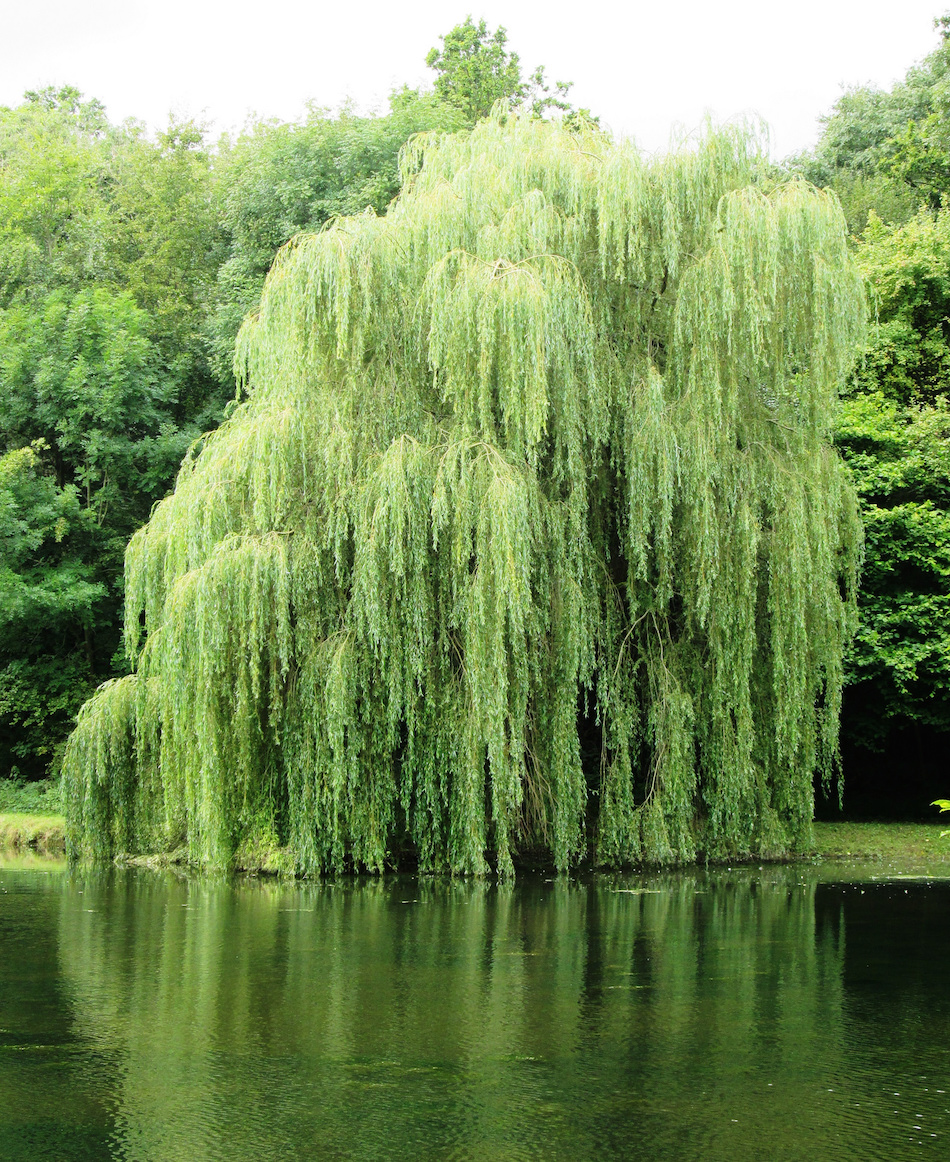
[2,0,947,158]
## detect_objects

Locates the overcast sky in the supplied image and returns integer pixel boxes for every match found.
[3,0,947,157]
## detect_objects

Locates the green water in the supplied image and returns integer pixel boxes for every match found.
[0,863,948,1161]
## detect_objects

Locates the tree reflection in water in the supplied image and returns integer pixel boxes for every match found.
[4,866,937,1161]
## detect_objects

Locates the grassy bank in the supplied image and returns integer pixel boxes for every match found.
[0,812,66,854]
[811,821,949,867]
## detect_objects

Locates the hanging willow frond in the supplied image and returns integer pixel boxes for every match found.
[63,114,865,876]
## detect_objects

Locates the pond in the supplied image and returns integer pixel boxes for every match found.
[1,860,948,1161]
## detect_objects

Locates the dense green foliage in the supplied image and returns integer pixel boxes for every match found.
[0,24,579,790]
[63,116,864,873]
[0,442,103,767]
[854,209,950,406]
[835,212,950,748]
[0,771,61,813]
[836,393,950,742]
[0,89,226,780]
[791,20,950,773]
[207,93,467,386]
[8,16,950,831]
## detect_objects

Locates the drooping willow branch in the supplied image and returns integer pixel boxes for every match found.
[63,115,865,876]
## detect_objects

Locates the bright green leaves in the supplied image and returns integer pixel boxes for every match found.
[64,117,865,875]
[427,17,524,123]
[855,209,950,406]
[423,252,597,467]
[0,91,111,303]
[0,288,168,502]
[673,184,864,424]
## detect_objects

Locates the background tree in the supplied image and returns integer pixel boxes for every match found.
[0,91,224,779]
[426,17,524,120]
[106,117,226,425]
[426,16,586,124]
[0,443,104,775]
[854,208,950,405]
[836,394,950,741]
[0,87,112,304]
[792,16,950,813]
[790,23,950,233]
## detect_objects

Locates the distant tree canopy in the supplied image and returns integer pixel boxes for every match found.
[793,15,950,235]
[425,16,585,124]
[63,117,865,875]
[426,17,524,121]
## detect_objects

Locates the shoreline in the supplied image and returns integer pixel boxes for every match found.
[2,815,947,875]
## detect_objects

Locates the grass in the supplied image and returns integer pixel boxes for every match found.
[0,777,67,859]
[811,821,950,867]
[0,811,66,854]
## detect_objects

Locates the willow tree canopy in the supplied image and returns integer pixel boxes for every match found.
[63,116,865,876]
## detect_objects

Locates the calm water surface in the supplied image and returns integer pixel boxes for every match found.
[0,860,948,1161]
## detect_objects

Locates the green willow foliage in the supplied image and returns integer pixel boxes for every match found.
[63,116,866,875]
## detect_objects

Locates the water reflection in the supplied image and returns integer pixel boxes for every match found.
[1,865,948,1160]
[0,867,115,1161]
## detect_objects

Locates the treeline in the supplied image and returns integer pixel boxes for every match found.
[788,15,950,809]
[2,16,950,811]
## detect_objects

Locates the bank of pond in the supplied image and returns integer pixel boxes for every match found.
[1,812,948,874]
[1,848,948,1160]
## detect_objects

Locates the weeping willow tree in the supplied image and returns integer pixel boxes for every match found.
[62,115,865,876]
